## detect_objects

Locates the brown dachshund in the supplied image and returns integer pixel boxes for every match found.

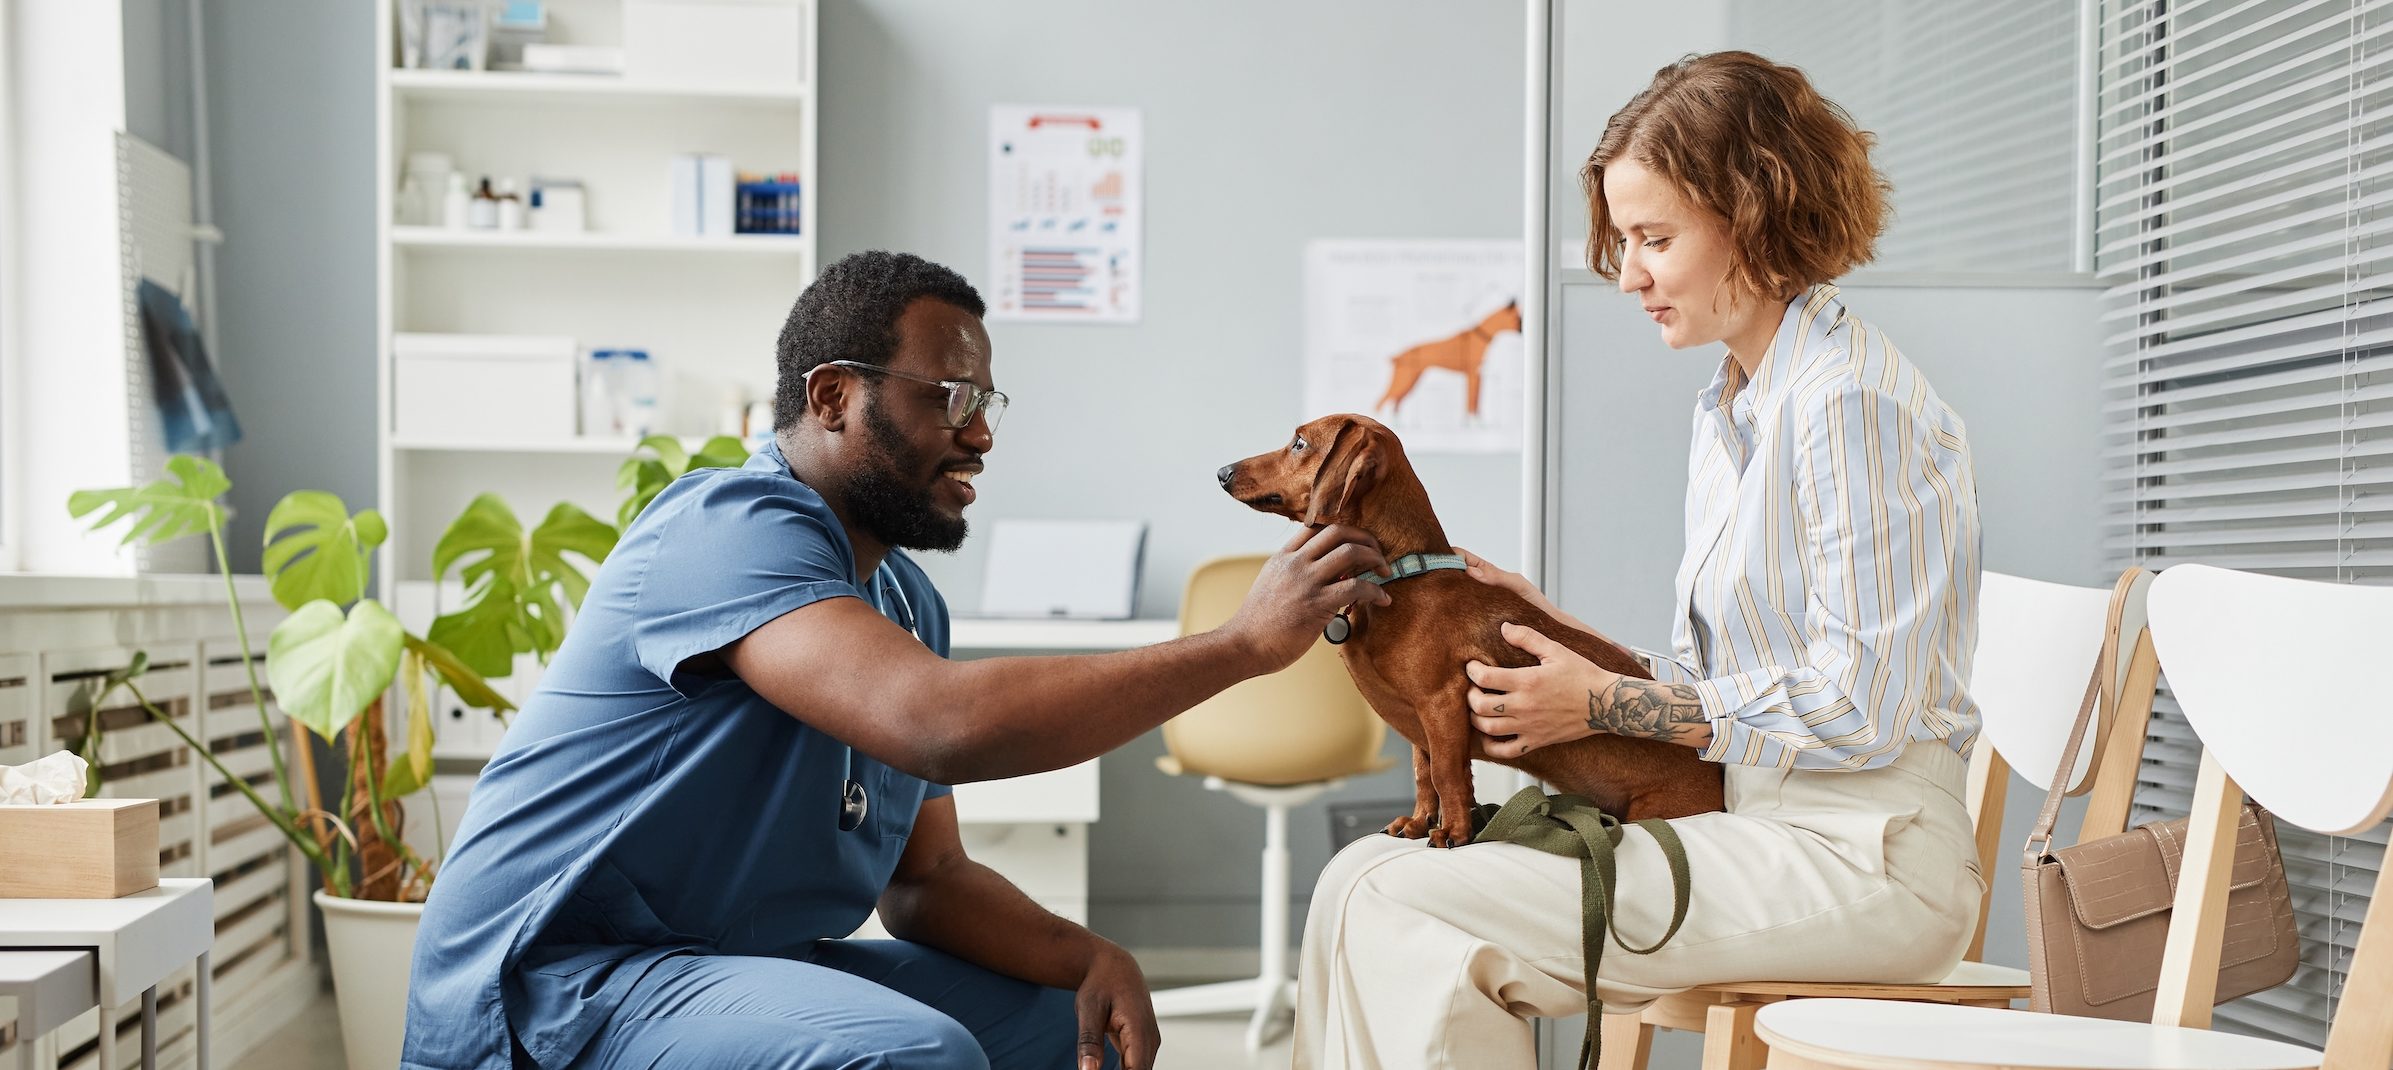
[1219,413,1724,846]
[1374,300,1522,418]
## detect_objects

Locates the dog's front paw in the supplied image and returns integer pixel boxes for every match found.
[1383,813,1431,839]
[1427,822,1470,849]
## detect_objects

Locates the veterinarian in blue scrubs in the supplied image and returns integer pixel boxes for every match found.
[401,251,1391,1070]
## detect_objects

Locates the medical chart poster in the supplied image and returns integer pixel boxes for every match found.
[1304,241,1526,454]
[988,106,1143,323]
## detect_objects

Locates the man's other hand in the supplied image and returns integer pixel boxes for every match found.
[1075,943,1156,1070]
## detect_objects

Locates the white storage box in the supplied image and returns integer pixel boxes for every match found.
[393,333,577,443]
[623,0,806,91]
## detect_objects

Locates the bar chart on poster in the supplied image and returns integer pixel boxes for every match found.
[987,105,1142,322]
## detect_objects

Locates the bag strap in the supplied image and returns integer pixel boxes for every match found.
[1468,787,1692,1070]
[2024,656,2105,865]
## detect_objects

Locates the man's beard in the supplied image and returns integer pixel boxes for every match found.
[843,391,968,553]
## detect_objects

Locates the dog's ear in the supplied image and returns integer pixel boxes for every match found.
[1304,421,1381,526]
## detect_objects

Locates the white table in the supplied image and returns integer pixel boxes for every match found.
[0,879,212,1070]
[0,950,96,1070]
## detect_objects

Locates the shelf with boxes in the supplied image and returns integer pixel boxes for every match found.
[375,0,818,606]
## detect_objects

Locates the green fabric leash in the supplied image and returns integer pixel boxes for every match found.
[1465,787,1694,1070]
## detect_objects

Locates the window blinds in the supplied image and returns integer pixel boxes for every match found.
[2098,0,2390,1046]
[1724,0,2083,273]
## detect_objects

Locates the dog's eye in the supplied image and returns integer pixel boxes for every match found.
[1291,436,1306,452]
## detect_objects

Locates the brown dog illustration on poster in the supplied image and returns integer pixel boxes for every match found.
[1373,300,1523,419]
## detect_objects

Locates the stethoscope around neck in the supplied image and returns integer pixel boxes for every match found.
[839,562,920,833]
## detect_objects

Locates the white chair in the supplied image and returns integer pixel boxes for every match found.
[1149,554,1397,1053]
[1754,564,2393,1070]
[1601,570,2163,1070]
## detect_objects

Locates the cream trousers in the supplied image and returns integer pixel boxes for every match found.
[1291,742,1985,1070]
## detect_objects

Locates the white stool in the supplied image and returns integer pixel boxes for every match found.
[0,950,97,1070]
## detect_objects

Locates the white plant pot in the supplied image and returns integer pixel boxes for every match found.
[314,890,425,1070]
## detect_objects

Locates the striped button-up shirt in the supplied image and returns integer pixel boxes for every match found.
[1638,285,1983,771]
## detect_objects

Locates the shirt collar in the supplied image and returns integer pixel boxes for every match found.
[1695,284,1847,427]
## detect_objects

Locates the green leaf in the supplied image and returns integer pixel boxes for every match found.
[66,455,230,549]
[402,633,514,713]
[104,650,151,690]
[266,599,405,741]
[262,491,387,611]
[426,589,525,679]
[614,435,751,528]
[529,503,618,610]
[691,435,750,468]
[381,651,435,799]
[431,494,524,588]
[430,497,618,676]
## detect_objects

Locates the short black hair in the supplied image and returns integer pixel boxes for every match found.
[773,250,987,431]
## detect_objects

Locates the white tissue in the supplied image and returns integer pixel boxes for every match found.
[0,750,90,804]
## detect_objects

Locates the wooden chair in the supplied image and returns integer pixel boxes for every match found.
[1598,569,2164,1070]
[1753,563,2393,1070]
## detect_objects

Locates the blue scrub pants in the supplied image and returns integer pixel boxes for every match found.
[563,939,1123,1069]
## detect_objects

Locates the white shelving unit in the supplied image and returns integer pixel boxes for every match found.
[371,0,818,611]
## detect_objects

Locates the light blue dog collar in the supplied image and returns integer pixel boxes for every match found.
[1361,552,1470,586]
[1328,552,1468,644]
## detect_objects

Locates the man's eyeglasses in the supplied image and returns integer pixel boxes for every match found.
[812,360,1008,432]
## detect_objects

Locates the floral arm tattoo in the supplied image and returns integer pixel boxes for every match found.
[1586,678,1715,749]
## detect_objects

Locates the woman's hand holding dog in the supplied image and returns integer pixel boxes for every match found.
[1464,622,1611,758]
[1469,623,1718,755]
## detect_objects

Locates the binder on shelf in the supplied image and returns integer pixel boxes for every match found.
[669,154,702,236]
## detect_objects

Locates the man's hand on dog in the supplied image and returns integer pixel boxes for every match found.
[1228,523,1391,672]
[1464,622,1615,759]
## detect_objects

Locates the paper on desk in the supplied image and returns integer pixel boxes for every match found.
[0,750,89,804]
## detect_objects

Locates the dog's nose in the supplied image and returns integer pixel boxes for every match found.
[1216,464,1236,488]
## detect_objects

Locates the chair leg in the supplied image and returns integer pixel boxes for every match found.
[1243,800,1294,1052]
[1595,1011,1655,1070]
[1700,1000,1768,1070]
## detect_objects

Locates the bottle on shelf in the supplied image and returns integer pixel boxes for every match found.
[399,152,453,226]
[613,350,659,437]
[496,179,525,231]
[442,172,469,229]
[468,177,500,229]
[580,349,616,436]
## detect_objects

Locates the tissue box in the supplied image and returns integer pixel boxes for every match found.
[0,799,160,898]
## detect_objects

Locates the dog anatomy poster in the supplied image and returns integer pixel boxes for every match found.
[988,106,1142,323]
[1305,241,1526,453]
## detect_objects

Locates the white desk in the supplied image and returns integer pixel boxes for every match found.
[0,879,212,1070]
[940,618,1177,922]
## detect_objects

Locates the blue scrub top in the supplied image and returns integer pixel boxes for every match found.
[400,441,953,1070]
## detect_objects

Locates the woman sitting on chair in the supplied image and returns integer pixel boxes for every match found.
[1291,51,1988,1070]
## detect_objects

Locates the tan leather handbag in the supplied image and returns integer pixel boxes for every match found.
[2020,658,2300,1020]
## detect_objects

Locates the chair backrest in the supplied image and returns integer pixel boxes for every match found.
[1158,554,1388,786]
[2145,564,2393,1066]
[1958,569,2158,960]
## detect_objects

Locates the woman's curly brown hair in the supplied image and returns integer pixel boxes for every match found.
[1584,51,1891,302]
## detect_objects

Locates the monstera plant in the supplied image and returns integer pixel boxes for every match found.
[67,456,616,901]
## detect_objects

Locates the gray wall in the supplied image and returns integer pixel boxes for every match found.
[819,0,1528,950]
[200,0,380,574]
